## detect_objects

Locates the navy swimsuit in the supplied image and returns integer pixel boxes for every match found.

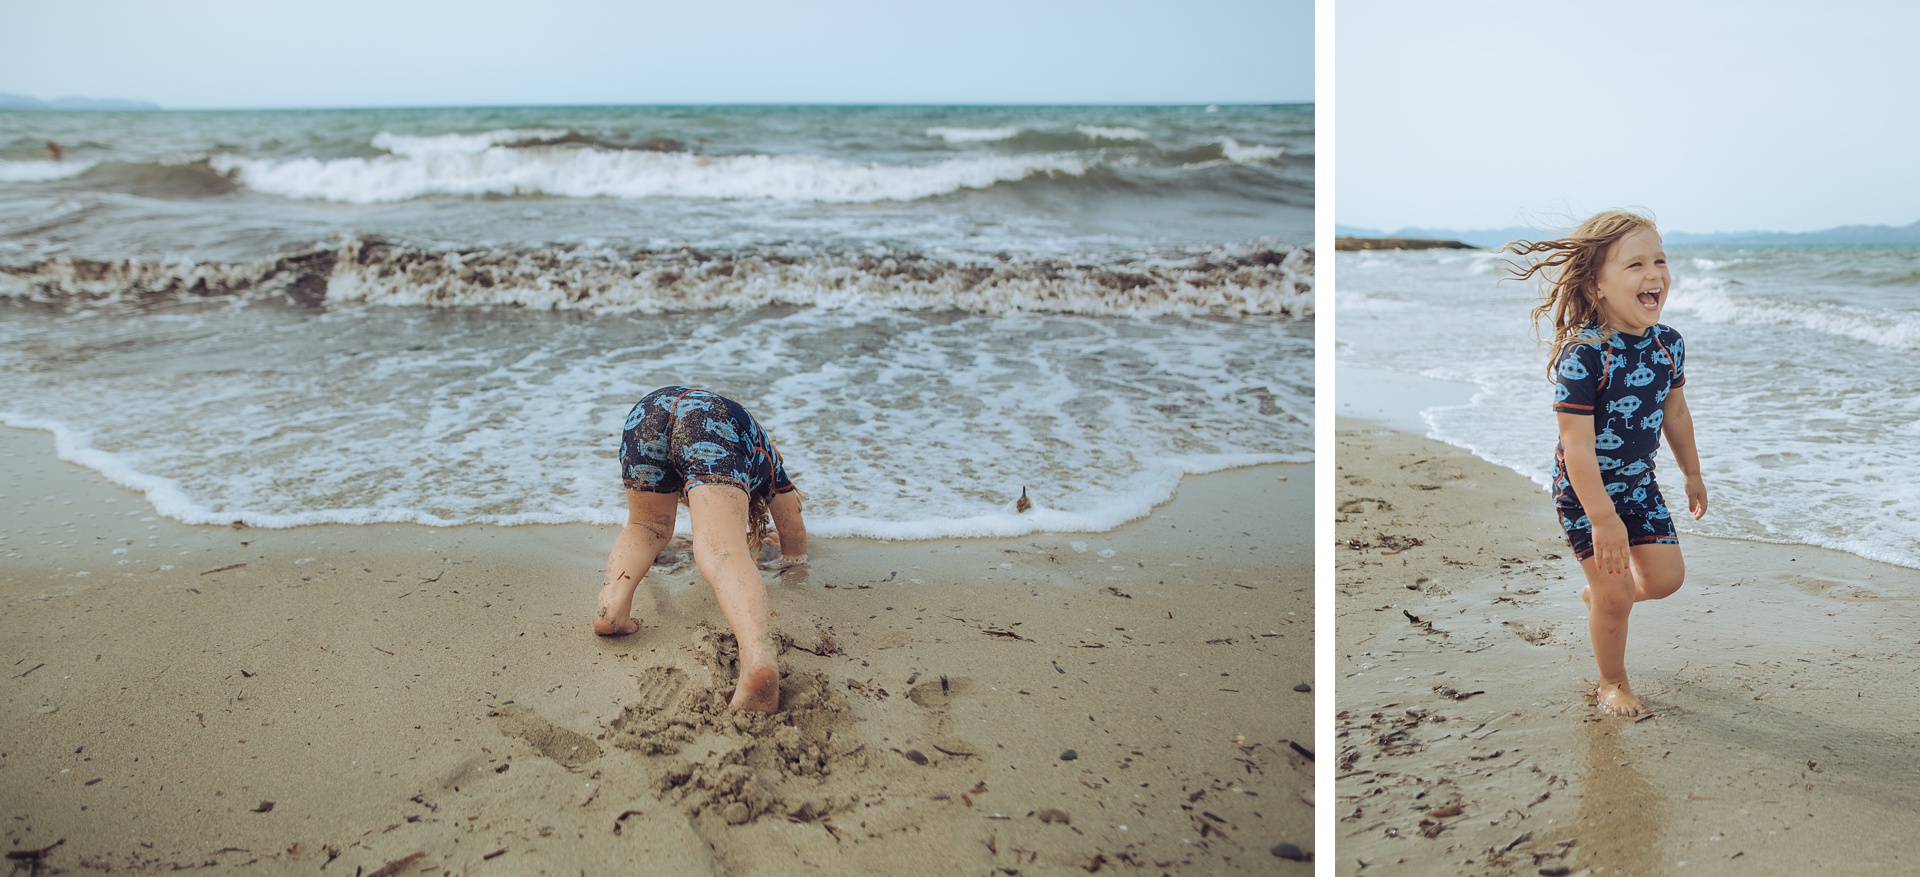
[620,386,794,501]
[1550,324,1686,559]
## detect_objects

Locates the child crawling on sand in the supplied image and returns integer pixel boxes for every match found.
[1505,211,1708,717]
[593,386,808,713]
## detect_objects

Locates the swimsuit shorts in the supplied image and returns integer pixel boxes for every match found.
[619,387,792,499]
[1554,477,1678,561]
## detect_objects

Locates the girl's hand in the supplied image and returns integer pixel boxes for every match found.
[1590,513,1631,575]
[1685,475,1708,520]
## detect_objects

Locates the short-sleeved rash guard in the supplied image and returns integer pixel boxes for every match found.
[1551,323,1685,508]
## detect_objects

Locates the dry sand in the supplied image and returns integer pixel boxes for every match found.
[0,425,1312,875]
[1334,417,1920,876]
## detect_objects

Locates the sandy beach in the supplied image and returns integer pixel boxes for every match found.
[1334,416,1920,876]
[0,425,1312,875]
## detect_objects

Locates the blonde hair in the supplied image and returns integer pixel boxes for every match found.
[748,429,804,551]
[1502,209,1658,378]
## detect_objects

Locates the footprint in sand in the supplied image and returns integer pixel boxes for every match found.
[904,675,982,760]
[634,666,691,714]
[491,706,602,768]
[1503,621,1556,646]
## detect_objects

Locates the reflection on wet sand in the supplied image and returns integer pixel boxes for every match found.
[1576,720,1664,876]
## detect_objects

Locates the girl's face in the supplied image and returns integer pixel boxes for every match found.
[1590,228,1670,334]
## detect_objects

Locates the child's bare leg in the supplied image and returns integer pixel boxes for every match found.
[688,484,779,713]
[1579,543,1685,716]
[1579,557,1644,716]
[595,490,679,636]
[1630,543,1685,602]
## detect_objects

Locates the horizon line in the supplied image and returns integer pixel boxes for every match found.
[1,98,1315,112]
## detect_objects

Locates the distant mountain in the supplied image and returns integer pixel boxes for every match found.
[1337,221,1920,247]
[0,93,161,111]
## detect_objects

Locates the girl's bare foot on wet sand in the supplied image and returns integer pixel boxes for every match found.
[1596,680,1648,717]
[593,583,641,636]
[731,661,780,713]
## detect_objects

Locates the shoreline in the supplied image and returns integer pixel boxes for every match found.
[2,425,1314,874]
[1334,417,1920,875]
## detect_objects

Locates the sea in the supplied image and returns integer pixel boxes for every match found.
[1337,245,1920,569]
[0,105,1313,539]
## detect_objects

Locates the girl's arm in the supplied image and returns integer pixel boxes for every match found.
[1558,412,1631,574]
[1661,387,1708,519]
[768,490,809,562]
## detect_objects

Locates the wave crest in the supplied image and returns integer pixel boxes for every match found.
[1,240,1313,318]
[208,146,1092,204]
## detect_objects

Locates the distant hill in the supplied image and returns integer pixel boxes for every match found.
[1336,221,1920,247]
[0,93,161,111]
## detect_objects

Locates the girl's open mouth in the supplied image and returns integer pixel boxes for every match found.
[1637,288,1662,310]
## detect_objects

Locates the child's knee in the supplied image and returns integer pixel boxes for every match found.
[1585,582,1635,616]
[1642,567,1684,600]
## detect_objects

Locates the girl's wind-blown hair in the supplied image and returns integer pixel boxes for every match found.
[1503,210,1659,377]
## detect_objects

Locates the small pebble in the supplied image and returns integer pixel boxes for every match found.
[722,802,750,825]
[1059,749,1078,761]
[1270,842,1306,861]
[1538,868,1570,877]
[903,749,928,765]
[1037,808,1071,824]
[1293,682,1311,692]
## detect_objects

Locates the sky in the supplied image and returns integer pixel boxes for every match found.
[1338,0,1920,234]
[0,0,1312,108]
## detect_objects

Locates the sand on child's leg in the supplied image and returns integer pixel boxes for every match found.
[688,483,781,713]
[595,490,679,636]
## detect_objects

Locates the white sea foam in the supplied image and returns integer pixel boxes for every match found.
[1076,125,1148,141]
[372,128,572,157]
[2,241,1314,319]
[1670,277,1920,350]
[209,147,1089,204]
[0,305,1311,538]
[926,126,1022,142]
[1220,138,1284,164]
[0,160,95,182]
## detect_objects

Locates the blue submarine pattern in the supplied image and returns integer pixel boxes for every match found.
[619,386,795,499]
[1550,324,1687,557]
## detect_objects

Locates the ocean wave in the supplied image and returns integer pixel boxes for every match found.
[1075,125,1148,141]
[0,159,95,182]
[1671,277,1920,350]
[0,239,1314,318]
[207,147,1093,204]
[371,128,573,157]
[1220,138,1285,164]
[67,159,240,198]
[927,126,1023,142]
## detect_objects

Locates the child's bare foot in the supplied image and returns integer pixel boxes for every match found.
[730,662,780,713]
[1595,680,1647,717]
[593,588,640,636]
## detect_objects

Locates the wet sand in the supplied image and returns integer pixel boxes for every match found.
[1334,417,1920,876]
[0,425,1312,875]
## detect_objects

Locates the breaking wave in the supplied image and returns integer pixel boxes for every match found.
[0,239,1314,318]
